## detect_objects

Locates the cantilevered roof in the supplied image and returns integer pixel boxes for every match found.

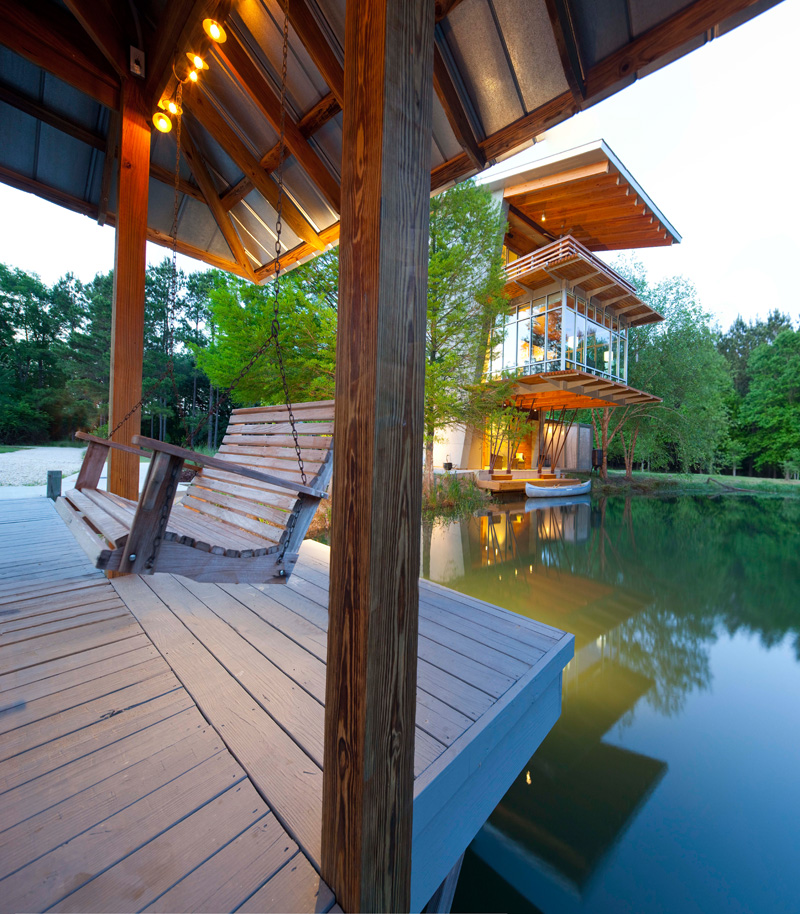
[505,235,662,326]
[512,371,662,410]
[483,140,681,254]
[0,0,781,280]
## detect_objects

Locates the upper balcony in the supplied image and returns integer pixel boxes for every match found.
[503,235,662,328]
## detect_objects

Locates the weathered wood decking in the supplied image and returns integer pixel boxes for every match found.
[0,498,572,913]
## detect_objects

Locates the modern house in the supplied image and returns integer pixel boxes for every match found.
[435,141,676,477]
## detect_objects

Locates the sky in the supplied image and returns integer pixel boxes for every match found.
[0,0,798,332]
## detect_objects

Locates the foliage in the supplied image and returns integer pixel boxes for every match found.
[422,474,489,516]
[608,259,733,474]
[738,329,800,474]
[196,251,338,406]
[424,181,507,490]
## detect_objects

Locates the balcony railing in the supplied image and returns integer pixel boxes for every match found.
[504,235,636,295]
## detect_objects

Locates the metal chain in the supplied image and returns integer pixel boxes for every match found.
[272,0,307,488]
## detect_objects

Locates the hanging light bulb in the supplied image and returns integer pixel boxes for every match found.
[203,18,227,42]
[153,111,173,133]
[541,212,546,222]
[186,52,209,70]
[188,69,199,82]
[167,99,182,116]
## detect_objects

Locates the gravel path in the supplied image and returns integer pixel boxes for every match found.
[0,447,87,486]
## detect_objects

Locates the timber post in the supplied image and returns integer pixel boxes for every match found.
[322,0,434,909]
[109,76,150,501]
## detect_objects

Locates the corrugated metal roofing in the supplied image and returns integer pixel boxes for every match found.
[0,0,784,279]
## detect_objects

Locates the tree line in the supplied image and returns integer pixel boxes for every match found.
[1,179,797,481]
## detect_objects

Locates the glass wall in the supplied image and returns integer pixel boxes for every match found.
[487,291,628,382]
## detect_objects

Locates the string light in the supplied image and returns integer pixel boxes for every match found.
[203,18,227,42]
[153,111,172,133]
[188,69,199,82]
[186,52,208,70]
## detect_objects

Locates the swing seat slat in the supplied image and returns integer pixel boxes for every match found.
[57,401,334,584]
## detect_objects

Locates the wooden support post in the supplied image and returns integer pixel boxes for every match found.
[322,0,433,910]
[109,78,150,501]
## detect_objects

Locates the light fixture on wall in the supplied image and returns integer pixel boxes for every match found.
[186,52,209,71]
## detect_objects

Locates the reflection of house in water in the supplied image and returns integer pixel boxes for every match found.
[424,502,668,911]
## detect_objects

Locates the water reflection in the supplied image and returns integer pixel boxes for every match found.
[421,495,800,913]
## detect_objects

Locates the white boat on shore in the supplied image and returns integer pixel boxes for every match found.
[525,479,591,499]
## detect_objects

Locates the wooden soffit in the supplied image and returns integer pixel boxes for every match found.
[512,370,662,410]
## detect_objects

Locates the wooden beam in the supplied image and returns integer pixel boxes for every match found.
[0,0,120,110]
[216,33,341,211]
[63,0,129,78]
[543,0,585,104]
[97,109,119,225]
[504,162,610,199]
[0,79,106,148]
[144,227,253,278]
[482,90,577,161]
[322,0,433,909]
[149,161,206,203]
[182,88,324,250]
[584,0,765,99]
[433,40,485,171]
[145,0,228,109]
[0,164,98,218]
[109,78,150,502]
[254,222,340,281]
[220,90,341,212]
[507,204,557,244]
[287,0,345,106]
[179,123,255,278]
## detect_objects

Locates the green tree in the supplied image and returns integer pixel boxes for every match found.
[424,181,507,492]
[739,329,800,475]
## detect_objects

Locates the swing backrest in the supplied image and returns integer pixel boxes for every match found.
[180,400,335,549]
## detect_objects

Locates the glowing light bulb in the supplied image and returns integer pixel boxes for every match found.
[192,54,204,69]
[526,771,532,785]
[541,213,546,222]
[167,100,179,115]
[153,111,172,133]
[203,18,227,42]
[189,69,199,82]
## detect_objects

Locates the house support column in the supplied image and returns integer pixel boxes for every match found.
[322,0,434,910]
[109,77,150,499]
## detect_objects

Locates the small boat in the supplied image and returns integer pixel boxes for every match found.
[525,479,591,498]
[524,493,591,511]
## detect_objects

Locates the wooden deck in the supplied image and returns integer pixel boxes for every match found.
[0,498,572,913]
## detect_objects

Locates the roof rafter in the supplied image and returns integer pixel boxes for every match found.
[216,32,340,212]
[182,88,324,250]
[62,0,129,79]
[543,0,585,105]
[0,0,119,109]
[0,79,106,149]
[433,38,485,171]
[286,0,344,106]
[180,122,256,278]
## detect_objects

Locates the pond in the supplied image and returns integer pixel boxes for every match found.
[420,494,800,914]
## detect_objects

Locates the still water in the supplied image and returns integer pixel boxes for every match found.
[420,495,800,914]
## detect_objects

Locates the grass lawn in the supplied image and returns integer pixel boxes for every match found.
[0,445,30,453]
[598,468,800,498]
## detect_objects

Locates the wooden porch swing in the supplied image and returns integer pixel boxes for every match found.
[56,12,333,584]
[56,400,334,582]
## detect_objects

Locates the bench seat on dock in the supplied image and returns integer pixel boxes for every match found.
[0,499,573,913]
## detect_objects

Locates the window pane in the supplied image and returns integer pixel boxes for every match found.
[546,308,562,371]
[585,320,597,371]
[597,324,610,373]
[517,316,531,369]
[575,310,586,365]
[531,313,546,366]
[532,297,546,314]
[503,319,517,372]
[564,305,576,362]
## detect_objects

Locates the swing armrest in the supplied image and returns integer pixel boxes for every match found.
[74,432,153,490]
[76,431,153,458]
[132,436,328,499]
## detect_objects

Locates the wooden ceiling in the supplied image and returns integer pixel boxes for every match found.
[490,141,682,255]
[512,370,661,410]
[0,0,783,280]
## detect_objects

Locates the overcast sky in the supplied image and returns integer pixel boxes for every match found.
[1,0,797,332]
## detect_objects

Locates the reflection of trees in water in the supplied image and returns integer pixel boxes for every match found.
[616,607,714,717]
